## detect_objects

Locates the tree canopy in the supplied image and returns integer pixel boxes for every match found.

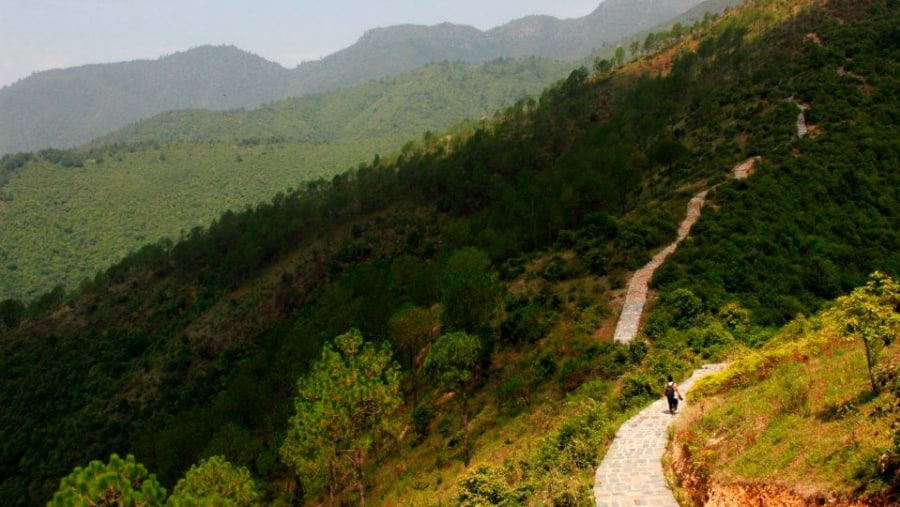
[424,331,483,466]
[280,329,402,506]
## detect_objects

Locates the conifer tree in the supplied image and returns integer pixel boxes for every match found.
[424,331,482,466]
[48,454,166,507]
[167,455,259,507]
[280,329,402,507]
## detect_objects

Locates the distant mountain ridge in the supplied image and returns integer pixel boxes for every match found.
[0,0,739,154]
[0,46,288,154]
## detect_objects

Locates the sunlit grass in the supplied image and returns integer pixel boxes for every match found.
[675,317,896,497]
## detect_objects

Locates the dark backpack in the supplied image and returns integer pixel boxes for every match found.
[665,383,675,399]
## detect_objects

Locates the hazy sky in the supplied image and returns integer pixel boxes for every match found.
[0,0,600,88]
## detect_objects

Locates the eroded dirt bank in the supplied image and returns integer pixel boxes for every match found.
[667,435,892,507]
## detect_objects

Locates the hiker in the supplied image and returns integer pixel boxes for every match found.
[664,375,683,414]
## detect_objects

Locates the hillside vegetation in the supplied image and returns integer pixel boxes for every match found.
[672,272,900,504]
[2,0,900,506]
[0,57,571,303]
[88,58,569,147]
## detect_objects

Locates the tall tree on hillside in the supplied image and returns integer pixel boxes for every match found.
[280,329,402,507]
[0,298,25,330]
[388,305,440,371]
[424,331,482,466]
[630,39,641,58]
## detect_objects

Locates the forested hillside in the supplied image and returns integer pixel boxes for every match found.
[285,0,741,94]
[88,58,569,147]
[0,57,571,303]
[2,0,900,505]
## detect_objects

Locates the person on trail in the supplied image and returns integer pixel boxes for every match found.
[664,375,683,414]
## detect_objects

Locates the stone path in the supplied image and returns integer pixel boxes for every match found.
[611,158,756,344]
[596,160,755,505]
[593,363,726,507]
[796,104,809,138]
[612,190,709,343]
[788,95,809,138]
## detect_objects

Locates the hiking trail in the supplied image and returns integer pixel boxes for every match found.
[611,159,755,344]
[593,363,726,507]
[594,160,753,505]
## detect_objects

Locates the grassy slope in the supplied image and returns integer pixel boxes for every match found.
[675,312,897,502]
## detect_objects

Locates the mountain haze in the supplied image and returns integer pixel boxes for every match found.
[286,0,742,94]
[0,0,738,154]
[0,46,287,153]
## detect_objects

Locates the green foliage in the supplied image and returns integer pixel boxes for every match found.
[653,2,900,327]
[500,296,555,345]
[49,454,166,507]
[535,398,614,474]
[1,58,571,303]
[280,329,402,504]
[439,248,502,336]
[825,272,900,394]
[663,288,705,330]
[4,1,900,504]
[684,321,736,361]
[676,286,900,501]
[410,404,434,442]
[0,298,26,330]
[496,375,529,415]
[457,465,521,507]
[425,332,482,391]
[168,456,259,507]
[424,332,482,465]
[388,305,439,370]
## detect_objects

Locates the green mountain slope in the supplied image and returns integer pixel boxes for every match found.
[2,0,900,505]
[88,58,570,147]
[0,46,289,153]
[0,0,735,155]
[0,57,571,303]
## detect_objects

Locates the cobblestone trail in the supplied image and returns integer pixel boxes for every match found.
[593,363,726,507]
[612,190,709,343]
[796,104,809,138]
[611,158,755,344]
[596,160,755,505]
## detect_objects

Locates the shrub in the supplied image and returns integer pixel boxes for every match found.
[535,354,558,381]
[457,465,519,507]
[558,359,591,392]
[686,321,736,360]
[619,371,657,409]
[497,375,529,414]
[543,256,566,281]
